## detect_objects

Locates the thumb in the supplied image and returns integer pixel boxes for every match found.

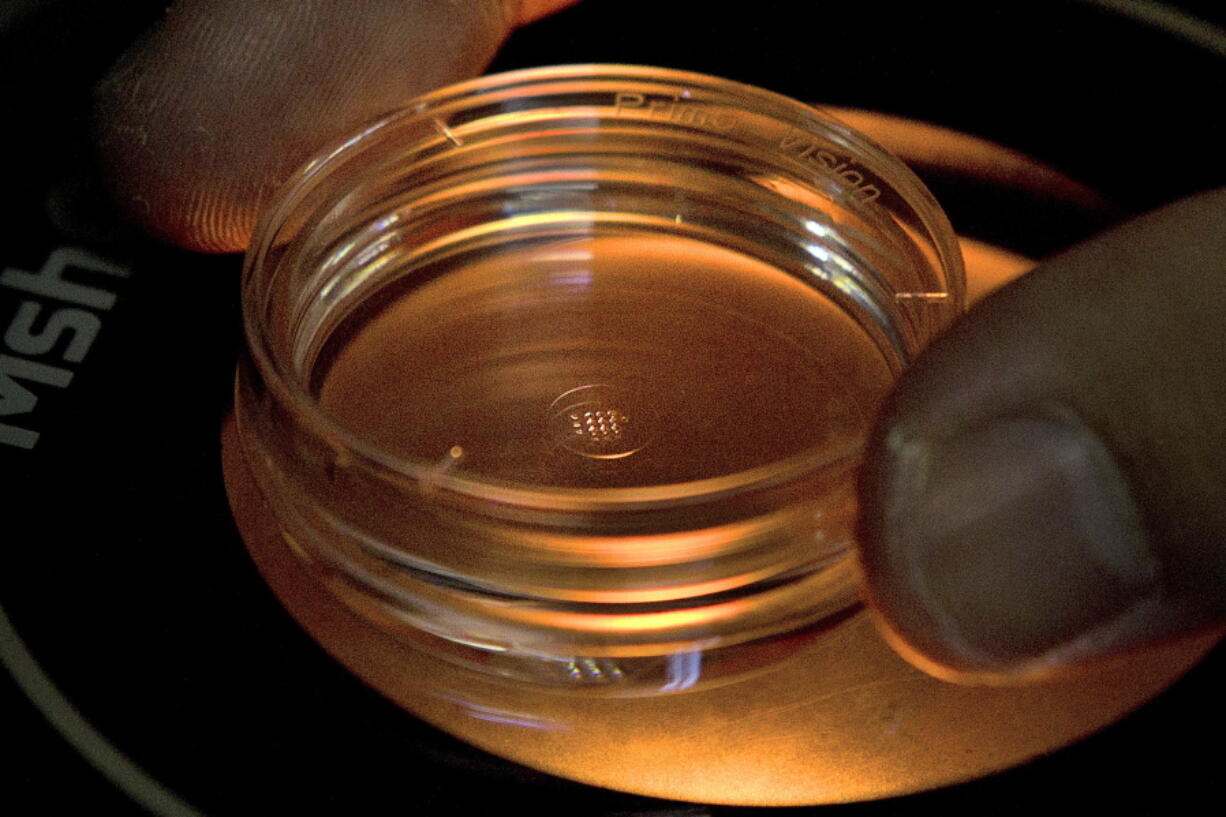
[91,0,579,254]
[858,187,1226,684]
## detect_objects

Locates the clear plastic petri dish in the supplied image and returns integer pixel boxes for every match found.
[234,64,964,692]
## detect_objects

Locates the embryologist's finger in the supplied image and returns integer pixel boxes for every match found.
[92,0,579,253]
[858,187,1226,684]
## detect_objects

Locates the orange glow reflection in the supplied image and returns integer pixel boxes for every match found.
[522,515,784,568]
[534,599,753,634]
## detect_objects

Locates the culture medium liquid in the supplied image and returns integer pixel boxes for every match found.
[314,235,894,490]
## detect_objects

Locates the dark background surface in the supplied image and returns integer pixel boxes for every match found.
[2,1,1224,814]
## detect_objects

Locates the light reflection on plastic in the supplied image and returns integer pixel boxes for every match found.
[529,599,753,634]
[444,698,566,731]
[543,240,596,291]
[803,218,834,238]
[531,516,780,568]
[547,571,779,605]
[660,650,702,692]
[549,269,594,289]
[564,657,625,682]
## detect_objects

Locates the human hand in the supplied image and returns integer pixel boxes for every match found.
[858,187,1226,683]
[91,0,578,253]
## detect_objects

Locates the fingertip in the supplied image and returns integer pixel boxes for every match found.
[858,404,1169,683]
[93,0,518,253]
[858,190,1226,684]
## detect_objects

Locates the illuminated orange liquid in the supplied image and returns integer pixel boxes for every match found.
[315,235,893,489]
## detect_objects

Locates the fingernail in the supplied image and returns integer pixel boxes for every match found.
[874,408,1161,678]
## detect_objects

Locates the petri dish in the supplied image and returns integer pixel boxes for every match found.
[234,65,963,691]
